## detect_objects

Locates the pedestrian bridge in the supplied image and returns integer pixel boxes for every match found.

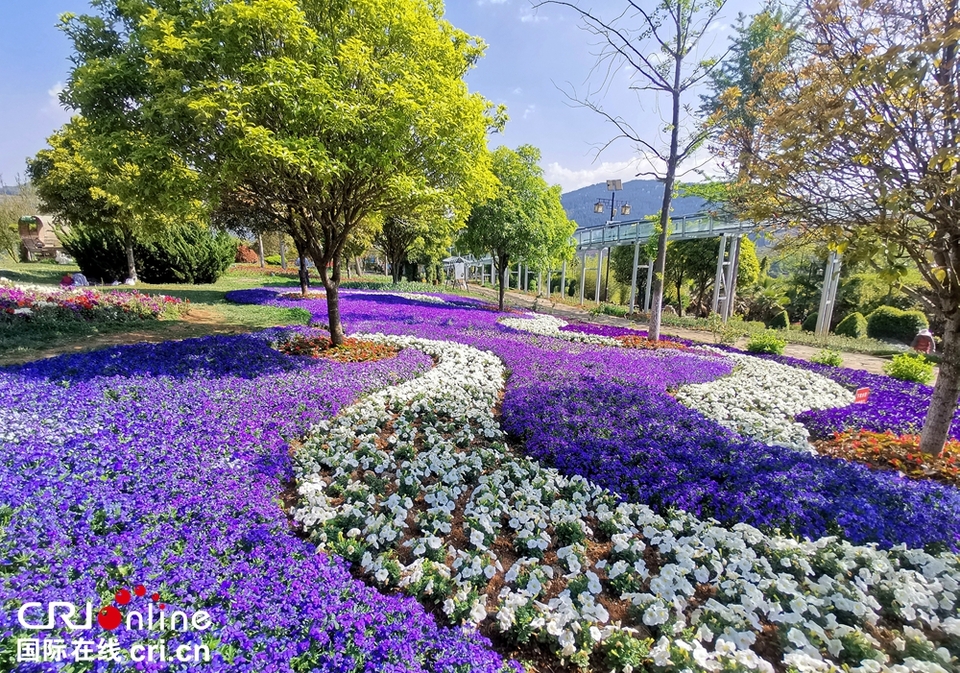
[573,211,755,251]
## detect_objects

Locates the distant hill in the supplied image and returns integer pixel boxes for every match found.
[561,179,707,229]
[0,186,20,196]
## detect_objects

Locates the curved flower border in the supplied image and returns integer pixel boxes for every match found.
[294,335,958,673]
[676,349,855,451]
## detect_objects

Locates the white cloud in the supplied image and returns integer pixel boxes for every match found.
[512,87,523,95]
[546,147,727,192]
[545,159,647,192]
[520,8,548,22]
[41,82,70,122]
[707,22,729,32]
[522,104,536,120]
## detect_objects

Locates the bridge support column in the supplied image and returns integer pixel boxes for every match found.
[579,254,586,305]
[815,251,842,337]
[721,235,741,320]
[629,239,641,313]
[595,249,604,304]
[644,259,654,312]
[711,234,728,316]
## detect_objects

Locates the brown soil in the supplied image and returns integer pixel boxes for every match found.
[0,308,254,366]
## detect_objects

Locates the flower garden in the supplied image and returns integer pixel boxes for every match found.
[0,284,185,323]
[3,286,960,672]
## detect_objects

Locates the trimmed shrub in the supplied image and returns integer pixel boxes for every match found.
[801,312,819,332]
[264,255,282,266]
[59,226,129,283]
[746,330,787,355]
[236,244,260,264]
[810,349,843,367]
[61,224,235,284]
[835,311,867,339]
[866,306,929,342]
[884,352,934,384]
[768,310,789,330]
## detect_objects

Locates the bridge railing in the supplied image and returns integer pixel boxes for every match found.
[572,211,752,249]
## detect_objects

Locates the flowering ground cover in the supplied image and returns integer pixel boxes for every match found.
[815,430,960,487]
[754,352,960,442]
[232,288,960,550]
[0,284,185,322]
[1,329,516,672]
[675,349,853,451]
[289,330,960,672]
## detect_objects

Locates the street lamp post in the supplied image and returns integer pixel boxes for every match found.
[593,180,631,302]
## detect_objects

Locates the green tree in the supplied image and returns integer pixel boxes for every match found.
[745,0,960,454]
[538,0,728,340]
[701,4,799,192]
[60,0,499,344]
[377,205,459,284]
[459,145,575,311]
[27,119,197,282]
[0,178,38,260]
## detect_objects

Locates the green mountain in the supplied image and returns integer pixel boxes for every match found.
[561,179,707,229]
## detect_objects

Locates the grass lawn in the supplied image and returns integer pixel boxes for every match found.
[0,261,488,364]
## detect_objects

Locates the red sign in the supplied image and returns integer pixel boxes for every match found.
[854,387,870,404]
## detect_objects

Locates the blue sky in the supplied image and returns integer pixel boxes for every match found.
[1,0,763,193]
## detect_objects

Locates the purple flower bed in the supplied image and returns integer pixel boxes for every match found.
[1,329,515,672]
[749,351,960,441]
[557,321,690,343]
[231,289,960,549]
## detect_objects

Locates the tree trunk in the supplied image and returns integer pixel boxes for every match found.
[497,252,509,311]
[319,252,345,346]
[919,311,960,454]
[279,234,286,269]
[258,234,265,268]
[390,253,404,283]
[123,229,138,283]
[293,237,309,297]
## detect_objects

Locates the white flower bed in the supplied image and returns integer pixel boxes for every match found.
[500,313,621,345]
[294,335,958,672]
[676,349,854,451]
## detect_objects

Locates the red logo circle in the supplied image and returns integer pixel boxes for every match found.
[134,585,146,597]
[97,605,123,630]
[115,588,131,605]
